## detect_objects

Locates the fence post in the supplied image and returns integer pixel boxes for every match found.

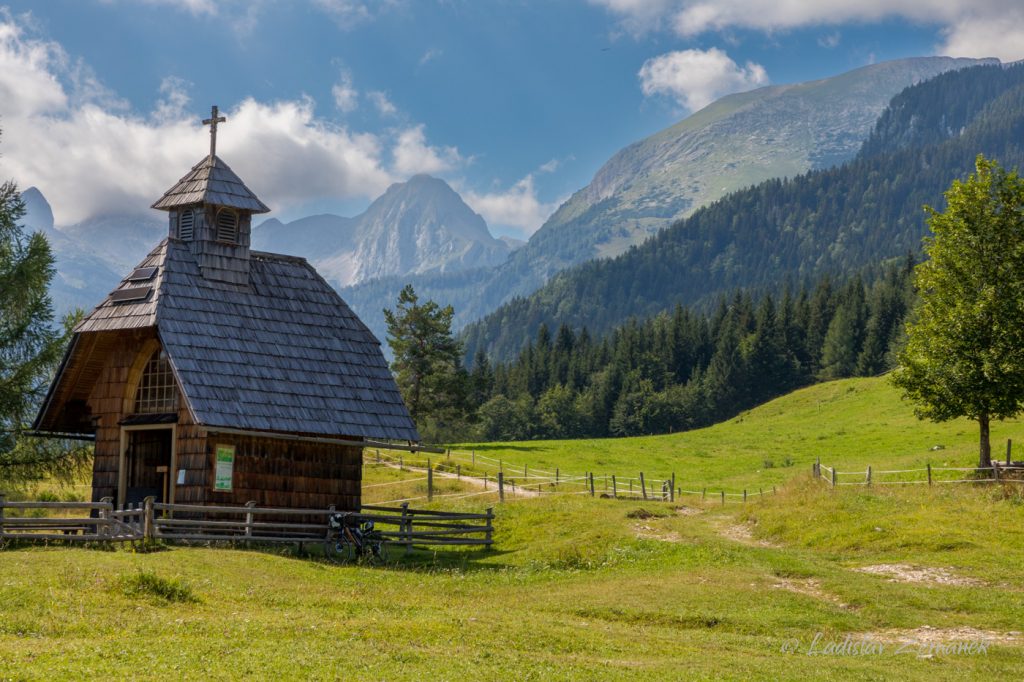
[524,464,528,479]
[640,472,647,500]
[743,489,747,503]
[702,487,706,501]
[376,449,381,463]
[325,504,335,547]
[472,449,476,465]
[721,491,725,506]
[773,486,776,495]
[399,455,403,471]
[498,472,505,502]
[99,496,112,538]
[1008,439,1013,465]
[457,464,461,479]
[831,467,836,488]
[245,500,256,539]
[671,473,676,502]
[143,496,155,540]
[428,460,434,502]
[927,462,932,486]
[484,472,488,489]
[759,487,763,498]
[589,473,595,497]
[485,507,494,546]
[0,493,5,538]
[556,467,560,484]
[866,466,872,487]
[401,499,413,552]
[816,456,821,478]
[612,475,617,498]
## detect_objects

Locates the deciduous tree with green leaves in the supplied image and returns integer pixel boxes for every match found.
[384,284,467,440]
[1,166,89,487]
[892,156,1024,469]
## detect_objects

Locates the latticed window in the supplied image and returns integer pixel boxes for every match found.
[216,209,238,243]
[178,209,195,241]
[134,351,178,414]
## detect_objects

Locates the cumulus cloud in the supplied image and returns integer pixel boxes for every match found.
[0,14,463,225]
[312,0,399,29]
[638,47,768,111]
[392,125,462,176]
[463,174,560,237]
[367,91,397,116]
[592,0,1024,61]
[332,70,358,113]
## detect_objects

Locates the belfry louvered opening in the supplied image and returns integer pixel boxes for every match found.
[178,209,195,241]
[134,350,179,414]
[216,209,239,243]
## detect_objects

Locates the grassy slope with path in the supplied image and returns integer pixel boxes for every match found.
[2,377,1023,679]
[457,377,1024,490]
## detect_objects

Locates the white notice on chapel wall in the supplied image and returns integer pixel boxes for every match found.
[215,444,235,492]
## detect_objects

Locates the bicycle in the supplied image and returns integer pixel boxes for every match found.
[326,512,388,564]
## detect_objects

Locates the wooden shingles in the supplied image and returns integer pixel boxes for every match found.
[157,240,419,441]
[151,155,270,213]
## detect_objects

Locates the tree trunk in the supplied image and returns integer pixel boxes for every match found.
[979,413,992,470]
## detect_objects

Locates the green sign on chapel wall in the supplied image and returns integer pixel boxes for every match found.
[214,444,235,492]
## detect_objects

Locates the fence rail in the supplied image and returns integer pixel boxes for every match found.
[366,447,777,506]
[0,495,493,551]
[813,456,1024,487]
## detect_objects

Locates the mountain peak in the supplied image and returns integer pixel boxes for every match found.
[19,187,55,235]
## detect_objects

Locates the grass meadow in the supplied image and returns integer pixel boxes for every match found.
[2,377,1023,680]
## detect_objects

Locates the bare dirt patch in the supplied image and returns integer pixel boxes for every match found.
[772,577,852,610]
[718,523,778,548]
[633,523,683,543]
[864,625,1021,645]
[673,505,703,516]
[854,563,983,587]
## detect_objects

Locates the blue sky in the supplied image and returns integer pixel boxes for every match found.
[0,1,1020,236]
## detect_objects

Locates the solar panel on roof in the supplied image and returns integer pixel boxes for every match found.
[127,267,157,282]
[110,286,152,303]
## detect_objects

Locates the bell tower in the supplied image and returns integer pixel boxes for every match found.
[151,105,270,286]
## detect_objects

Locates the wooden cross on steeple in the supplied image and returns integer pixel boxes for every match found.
[202,105,227,158]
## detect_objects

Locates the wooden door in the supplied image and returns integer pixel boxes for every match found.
[125,429,172,505]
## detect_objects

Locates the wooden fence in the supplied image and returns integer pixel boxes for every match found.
[814,458,1024,487]
[367,448,777,505]
[0,495,493,551]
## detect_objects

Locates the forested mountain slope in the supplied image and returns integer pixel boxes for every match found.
[463,63,1024,362]
[341,58,984,343]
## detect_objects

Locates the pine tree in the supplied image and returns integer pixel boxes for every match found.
[384,285,466,436]
[1,173,88,486]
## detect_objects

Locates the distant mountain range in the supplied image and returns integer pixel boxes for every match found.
[462,61,1024,360]
[24,174,513,317]
[252,174,512,289]
[341,56,995,344]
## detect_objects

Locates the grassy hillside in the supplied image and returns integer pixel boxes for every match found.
[3,378,1024,679]
[457,376,1024,490]
[2,480,1022,679]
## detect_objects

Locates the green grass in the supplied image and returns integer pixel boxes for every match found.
[3,377,1023,679]
[456,377,1024,491]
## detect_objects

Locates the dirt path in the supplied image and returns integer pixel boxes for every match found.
[371,459,543,498]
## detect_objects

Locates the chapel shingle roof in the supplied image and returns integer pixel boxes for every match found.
[52,239,418,441]
[151,155,270,213]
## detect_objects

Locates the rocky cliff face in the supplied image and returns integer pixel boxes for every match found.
[254,174,510,288]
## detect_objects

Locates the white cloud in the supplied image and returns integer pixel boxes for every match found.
[593,1,1024,61]
[367,91,397,116]
[0,13,464,225]
[392,125,462,176]
[463,174,560,237]
[638,47,768,111]
[312,0,400,29]
[818,31,841,49]
[332,70,358,113]
[418,48,443,67]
